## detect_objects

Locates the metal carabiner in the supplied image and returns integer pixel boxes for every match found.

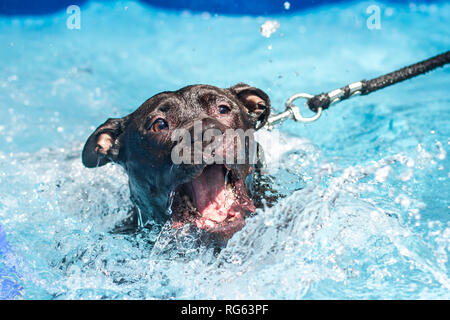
[286,93,323,123]
[265,93,322,130]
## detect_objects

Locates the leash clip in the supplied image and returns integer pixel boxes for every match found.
[265,93,322,130]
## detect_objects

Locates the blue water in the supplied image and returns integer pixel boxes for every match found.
[0,1,449,299]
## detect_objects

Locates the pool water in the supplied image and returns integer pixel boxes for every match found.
[0,1,449,299]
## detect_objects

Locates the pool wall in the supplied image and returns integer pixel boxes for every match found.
[0,0,445,16]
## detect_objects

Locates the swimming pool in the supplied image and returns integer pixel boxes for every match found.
[0,0,449,299]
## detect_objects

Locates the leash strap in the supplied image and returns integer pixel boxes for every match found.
[266,50,450,128]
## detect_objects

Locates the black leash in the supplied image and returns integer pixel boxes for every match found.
[265,50,450,128]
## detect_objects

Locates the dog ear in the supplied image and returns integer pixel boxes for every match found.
[82,116,129,168]
[229,83,271,130]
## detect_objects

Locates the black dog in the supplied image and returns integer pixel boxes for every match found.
[82,83,272,241]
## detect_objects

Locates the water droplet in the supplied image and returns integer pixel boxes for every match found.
[260,20,280,38]
[166,190,175,216]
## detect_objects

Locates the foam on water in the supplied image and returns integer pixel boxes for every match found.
[0,1,449,299]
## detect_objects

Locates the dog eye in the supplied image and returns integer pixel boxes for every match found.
[151,119,168,132]
[218,105,231,114]
[256,102,266,111]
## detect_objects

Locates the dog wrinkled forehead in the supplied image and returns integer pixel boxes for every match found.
[178,84,238,103]
[134,91,183,116]
[130,85,245,127]
[138,85,237,112]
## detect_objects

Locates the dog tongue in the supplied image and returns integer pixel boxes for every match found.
[191,165,233,223]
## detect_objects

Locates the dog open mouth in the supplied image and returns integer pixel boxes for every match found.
[170,164,256,240]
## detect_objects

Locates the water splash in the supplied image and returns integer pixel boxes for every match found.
[0,128,447,299]
[166,190,176,216]
[0,225,23,299]
[260,20,280,38]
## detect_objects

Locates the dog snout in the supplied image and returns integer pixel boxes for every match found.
[181,117,228,145]
[171,117,240,165]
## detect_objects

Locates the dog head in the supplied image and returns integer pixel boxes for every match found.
[82,83,271,241]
